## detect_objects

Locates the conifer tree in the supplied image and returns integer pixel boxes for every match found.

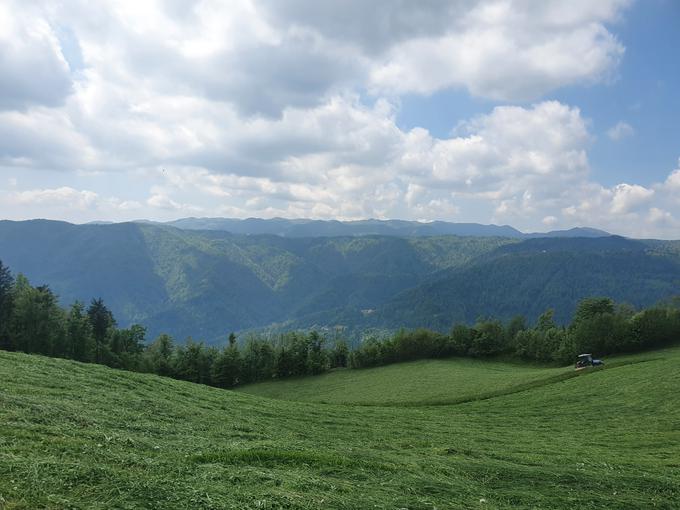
[66,301,95,361]
[87,298,115,363]
[0,260,14,350]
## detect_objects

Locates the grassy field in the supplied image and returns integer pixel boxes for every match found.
[236,358,572,406]
[1,348,679,509]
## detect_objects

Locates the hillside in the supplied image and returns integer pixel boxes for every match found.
[365,236,680,329]
[0,220,513,340]
[237,357,571,406]
[1,348,679,508]
[1,220,679,341]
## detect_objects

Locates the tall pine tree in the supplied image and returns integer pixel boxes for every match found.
[0,260,14,350]
[87,298,115,363]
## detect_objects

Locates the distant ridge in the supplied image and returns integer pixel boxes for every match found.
[154,217,611,239]
[526,226,611,238]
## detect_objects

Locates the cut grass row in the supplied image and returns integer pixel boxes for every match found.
[237,351,672,407]
[237,357,572,406]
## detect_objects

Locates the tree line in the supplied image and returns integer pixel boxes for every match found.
[1,259,679,389]
[349,297,680,368]
[0,260,349,388]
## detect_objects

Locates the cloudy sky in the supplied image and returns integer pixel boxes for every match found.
[1,0,679,237]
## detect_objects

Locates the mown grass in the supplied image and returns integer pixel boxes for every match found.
[1,348,679,509]
[237,358,572,406]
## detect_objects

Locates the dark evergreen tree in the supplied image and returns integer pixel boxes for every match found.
[212,340,241,388]
[66,301,95,361]
[306,331,328,375]
[330,339,349,368]
[146,333,175,376]
[0,260,14,350]
[274,344,295,378]
[174,340,214,384]
[10,276,65,355]
[468,319,505,357]
[449,323,474,355]
[241,337,275,382]
[87,298,115,363]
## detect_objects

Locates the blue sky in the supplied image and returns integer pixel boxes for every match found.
[397,0,680,188]
[1,0,679,238]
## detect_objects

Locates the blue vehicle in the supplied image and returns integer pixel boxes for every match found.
[575,353,604,370]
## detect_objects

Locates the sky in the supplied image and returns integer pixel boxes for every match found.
[0,0,679,238]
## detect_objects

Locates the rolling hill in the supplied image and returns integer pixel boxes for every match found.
[237,357,572,406]
[1,347,678,508]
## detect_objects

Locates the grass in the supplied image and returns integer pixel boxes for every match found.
[236,358,572,406]
[1,348,679,509]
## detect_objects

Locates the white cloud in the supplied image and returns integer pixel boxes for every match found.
[542,215,558,227]
[141,100,593,227]
[0,186,144,223]
[0,1,73,110]
[147,192,203,213]
[647,207,674,226]
[10,186,99,208]
[610,183,654,214]
[368,1,627,100]
[0,0,631,119]
[607,121,634,141]
[5,0,680,239]
[663,160,680,192]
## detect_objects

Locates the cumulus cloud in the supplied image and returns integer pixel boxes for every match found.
[607,121,634,141]
[138,100,589,226]
[0,0,631,119]
[663,161,680,192]
[9,186,98,208]
[368,1,627,100]
[4,0,680,238]
[610,183,654,214]
[0,185,143,223]
[0,2,74,110]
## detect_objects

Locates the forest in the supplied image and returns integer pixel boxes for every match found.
[3,220,680,343]
[2,258,679,390]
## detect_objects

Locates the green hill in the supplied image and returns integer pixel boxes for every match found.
[1,348,679,508]
[237,357,572,406]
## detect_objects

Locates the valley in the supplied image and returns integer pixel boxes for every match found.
[1,220,679,342]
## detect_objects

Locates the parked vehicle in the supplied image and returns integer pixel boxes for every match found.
[575,353,604,370]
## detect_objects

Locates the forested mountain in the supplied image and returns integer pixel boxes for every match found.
[0,219,677,342]
[364,236,680,331]
[0,220,511,341]
[159,217,610,239]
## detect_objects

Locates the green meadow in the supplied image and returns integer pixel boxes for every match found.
[236,358,571,406]
[1,347,679,509]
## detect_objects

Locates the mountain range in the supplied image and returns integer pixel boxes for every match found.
[151,217,611,239]
[1,219,678,343]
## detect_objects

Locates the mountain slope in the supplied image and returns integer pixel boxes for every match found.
[368,236,680,330]
[1,348,678,508]
[1,220,678,340]
[0,220,511,340]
